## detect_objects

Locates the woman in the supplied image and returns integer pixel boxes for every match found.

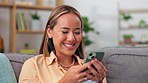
[19,5,106,83]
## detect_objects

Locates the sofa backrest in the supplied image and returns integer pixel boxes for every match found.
[5,53,34,81]
[100,46,148,83]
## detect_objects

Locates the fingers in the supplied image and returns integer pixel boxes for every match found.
[79,61,91,72]
[78,71,88,82]
[94,59,107,72]
[93,59,107,76]
[75,63,93,82]
[63,65,89,83]
[77,59,107,82]
[86,59,107,81]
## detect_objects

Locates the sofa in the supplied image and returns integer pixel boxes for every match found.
[0,46,148,83]
[0,53,34,83]
[100,46,148,83]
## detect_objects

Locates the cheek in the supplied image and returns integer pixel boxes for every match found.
[53,36,64,48]
[53,34,66,42]
[77,35,82,42]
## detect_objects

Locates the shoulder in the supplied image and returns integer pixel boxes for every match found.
[23,54,45,65]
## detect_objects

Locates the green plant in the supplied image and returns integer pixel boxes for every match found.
[123,34,133,39]
[123,34,134,44]
[82,16,99,46]
[120,13,132,21]
[31,11,40,20]
[139,19,146,28]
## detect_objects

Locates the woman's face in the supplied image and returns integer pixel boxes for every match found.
[47,13,82,57]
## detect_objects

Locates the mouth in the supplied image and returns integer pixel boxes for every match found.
[63,43,76,50]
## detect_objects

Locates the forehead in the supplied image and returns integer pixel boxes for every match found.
[56,13,81,28]
[57,13,81,24]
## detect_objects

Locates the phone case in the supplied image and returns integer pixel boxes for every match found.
[82,52,104,72]
[84,52,104,63]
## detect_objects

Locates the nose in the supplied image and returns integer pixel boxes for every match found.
[67,32,76,41]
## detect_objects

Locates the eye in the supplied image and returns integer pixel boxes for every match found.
[74,31,81,35]
[62,31,68,34]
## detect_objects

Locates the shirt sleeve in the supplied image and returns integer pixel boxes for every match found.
[19,58,41,83]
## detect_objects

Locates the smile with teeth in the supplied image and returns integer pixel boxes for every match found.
[64,43,76,49]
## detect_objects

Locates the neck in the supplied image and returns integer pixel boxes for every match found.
[58,57,75,68]
[56,53,74,65]
[58,56,74,65]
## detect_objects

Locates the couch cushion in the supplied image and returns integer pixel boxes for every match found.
[5,53,34,81]
[100,46,148,83]
[0,53,17,83]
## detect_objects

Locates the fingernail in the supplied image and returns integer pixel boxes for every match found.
[94,58,97,61]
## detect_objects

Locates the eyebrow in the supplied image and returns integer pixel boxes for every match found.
[60,27,81,30]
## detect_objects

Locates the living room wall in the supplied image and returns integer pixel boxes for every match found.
[65,0,118,51]
[65,0,148,51]
[0,0,148,52]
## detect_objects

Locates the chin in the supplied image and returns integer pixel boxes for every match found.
[64,50,76,56]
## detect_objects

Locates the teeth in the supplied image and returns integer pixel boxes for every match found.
[64,44,74,47]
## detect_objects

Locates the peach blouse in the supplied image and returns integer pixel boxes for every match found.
[19,51,106,83]
[19,52,83,83]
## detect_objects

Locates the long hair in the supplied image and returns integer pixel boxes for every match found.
[39,5,84,59]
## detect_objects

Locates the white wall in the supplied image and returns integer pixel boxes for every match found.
[64,0,148,51]
[119,0,148,42]
[65,0,119,51]
[1,0,148,52]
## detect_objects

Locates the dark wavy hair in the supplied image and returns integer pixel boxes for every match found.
[39,5,84,59]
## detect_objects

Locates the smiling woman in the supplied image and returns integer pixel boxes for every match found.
[47,13,82,57]
[19,5,106,83]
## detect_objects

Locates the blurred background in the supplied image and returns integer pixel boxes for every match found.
[0,0,148,53]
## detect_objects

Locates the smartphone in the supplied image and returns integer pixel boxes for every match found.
[84,52,104,63]
[82,52,104,72]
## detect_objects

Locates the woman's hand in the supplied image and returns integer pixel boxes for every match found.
[58,59,106,83]
[58,62,91,83]
[85,59,107,82]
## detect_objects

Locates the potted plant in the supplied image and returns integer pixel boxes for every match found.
[31,11,41,31]
[19,43,36,54]
[31,12,40,20]
[139,19,146,28]
[120,13,133,28]
[82,16,99,47]
[123,34,134,44]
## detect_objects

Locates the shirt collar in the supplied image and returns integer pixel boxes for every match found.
[74,55,84,65]
[46,51,83,66]
[46,51,57,65]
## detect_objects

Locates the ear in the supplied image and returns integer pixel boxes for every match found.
[47,26,53,38]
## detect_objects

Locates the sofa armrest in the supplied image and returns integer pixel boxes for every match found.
[5,53,34,81]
